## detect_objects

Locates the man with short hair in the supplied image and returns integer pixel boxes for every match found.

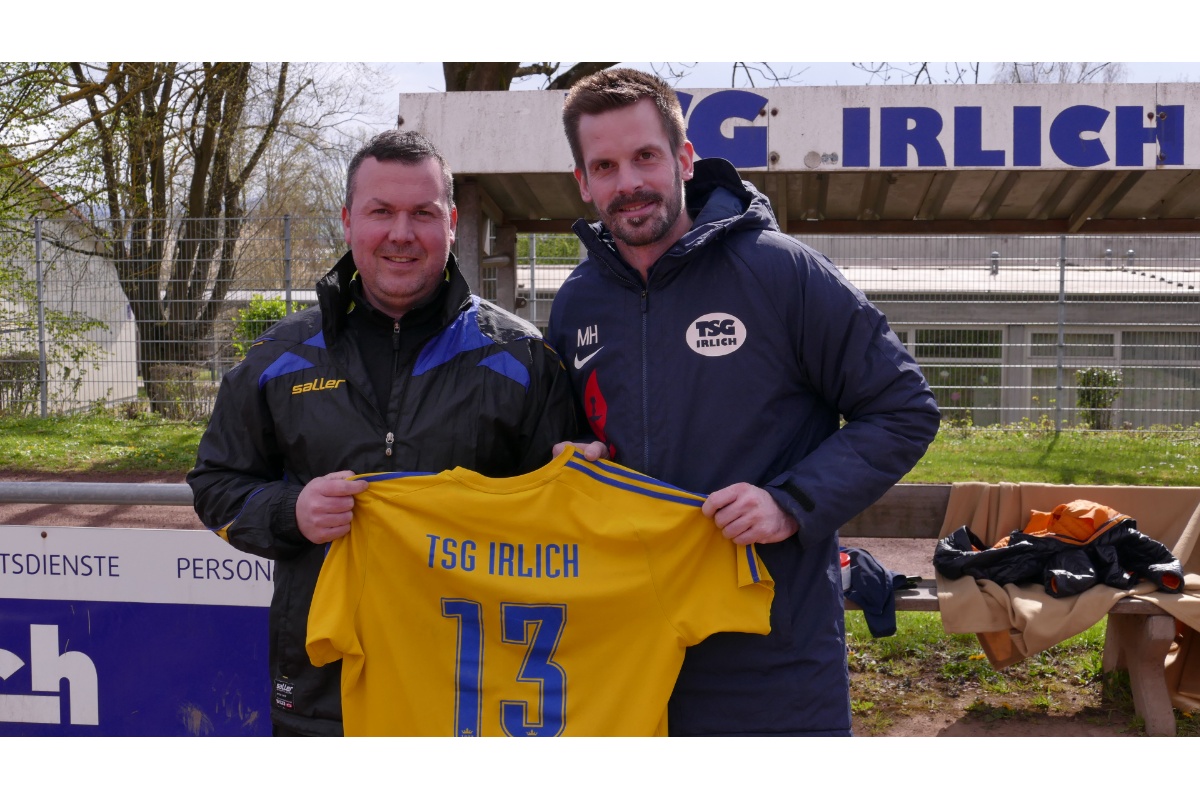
[549,68,941,736]
[189,130,576,736]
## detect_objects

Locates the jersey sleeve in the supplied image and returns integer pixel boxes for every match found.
[632,485,775,646]
[306,529,368,684]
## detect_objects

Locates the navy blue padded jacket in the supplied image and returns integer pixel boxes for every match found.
[548,158,941,735]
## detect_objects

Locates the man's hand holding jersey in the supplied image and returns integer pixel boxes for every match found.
[703,483,799,546]
[297,471,368,544]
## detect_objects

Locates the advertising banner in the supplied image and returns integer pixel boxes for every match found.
[0,525,272,736]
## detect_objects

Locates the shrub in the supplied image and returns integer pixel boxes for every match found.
[146,364,218,421]
[1075,367,1123,430]
[232,295,304,359]
[0,350,39,415]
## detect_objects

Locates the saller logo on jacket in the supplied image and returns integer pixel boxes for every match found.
[687,313,746,357]
[291,377,346,395]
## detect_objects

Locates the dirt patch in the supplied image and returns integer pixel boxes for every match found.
[851,672,1144,737]
[841,536,935,581]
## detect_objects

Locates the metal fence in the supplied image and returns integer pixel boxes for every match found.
[0,215,342,420]
[3,217,1199,430]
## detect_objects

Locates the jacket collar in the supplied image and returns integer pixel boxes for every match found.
[315,250,472,340]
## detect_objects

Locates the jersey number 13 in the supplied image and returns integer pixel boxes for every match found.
[441,599,567,737]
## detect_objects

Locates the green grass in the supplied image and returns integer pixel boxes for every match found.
[847,610,1200,736]
[847,611,1175,735]
[0,412,204,474]
[908,422,1200,486]
[1,410,1197,484]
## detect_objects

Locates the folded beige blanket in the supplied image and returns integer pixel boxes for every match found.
[935,482,1200,712]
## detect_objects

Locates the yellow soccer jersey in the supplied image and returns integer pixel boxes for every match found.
[306,445,774,737]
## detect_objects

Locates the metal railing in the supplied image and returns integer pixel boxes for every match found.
[0,482,192,505]
[3,218,1198,430]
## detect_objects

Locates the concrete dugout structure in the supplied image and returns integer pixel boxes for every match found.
[398,86,1195,431]
[398,82,1200,287]
[399,83,1200,428]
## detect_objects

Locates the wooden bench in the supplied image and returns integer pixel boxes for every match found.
[839,483,1180,736]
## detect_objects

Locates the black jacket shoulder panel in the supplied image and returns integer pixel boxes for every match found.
[475,297,543,343]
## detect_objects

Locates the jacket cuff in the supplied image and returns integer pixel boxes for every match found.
[764,483,813,548]
[272,485,307,546]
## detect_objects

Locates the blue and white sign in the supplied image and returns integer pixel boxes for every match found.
[680,84,1191,171]
[399,83,1199,173]
[0,526,272,736]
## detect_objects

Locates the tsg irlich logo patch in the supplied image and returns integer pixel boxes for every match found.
[687,313,746,357]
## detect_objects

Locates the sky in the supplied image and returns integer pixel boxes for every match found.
[24,0,1200,130]
[382,61,1200,95]
[26,0,1200,69]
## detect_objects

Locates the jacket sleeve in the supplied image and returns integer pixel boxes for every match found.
[513,339,580,474]
[762,244,942,548]
[186,346,311,561]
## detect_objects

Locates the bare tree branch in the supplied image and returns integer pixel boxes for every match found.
[547,63,619,90]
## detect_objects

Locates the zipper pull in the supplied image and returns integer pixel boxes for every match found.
[393,319,401,350]
[385,431,394,457]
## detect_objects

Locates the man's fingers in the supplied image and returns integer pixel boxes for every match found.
[297,471,369,544]
[701,483,797,545]
[322,496,357,515]
[321,471,368,495]
[552,441,610,461]
[702,485,739,519]
[582,441,610,461]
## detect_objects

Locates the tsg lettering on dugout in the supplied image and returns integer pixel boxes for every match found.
[673,89,1186,170]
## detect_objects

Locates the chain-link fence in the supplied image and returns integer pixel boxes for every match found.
[517,232,1200,432]
[3,218,1198,430]
[0,215,341,420]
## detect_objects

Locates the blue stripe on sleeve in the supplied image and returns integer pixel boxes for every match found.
[212,485,269,540]
[573,456,707,501]
[413,301,493,376]
[258,351,316,389]
[477,351,530,391]
[743,545,762,583]
[565,459,704,507]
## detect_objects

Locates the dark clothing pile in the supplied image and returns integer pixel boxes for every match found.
[933,499,1184,598]
[841,546,910,638]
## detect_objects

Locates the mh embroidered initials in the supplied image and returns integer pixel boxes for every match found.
[577,326,598,346]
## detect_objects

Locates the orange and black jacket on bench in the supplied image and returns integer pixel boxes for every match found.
[933,499,1183,597]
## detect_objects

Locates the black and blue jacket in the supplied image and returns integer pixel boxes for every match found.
[188,250,576,735]
[548,158,940,735]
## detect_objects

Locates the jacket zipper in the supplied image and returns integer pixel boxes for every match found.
[385,319,400,458]
[588,230,655,471]
[640,288,650,470]
[385,318,443,461]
